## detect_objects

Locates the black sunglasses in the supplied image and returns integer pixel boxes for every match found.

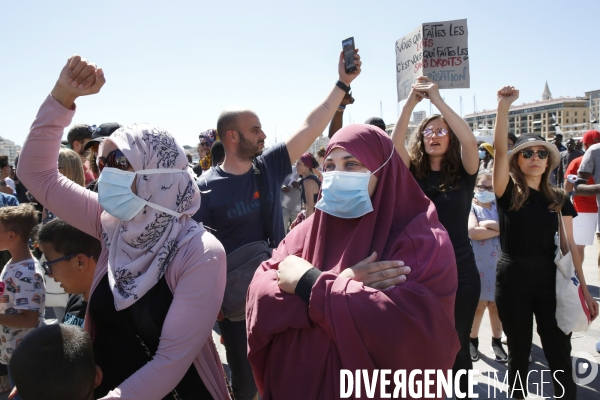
[520,149,549,160]
[97,149,132,172]
[200,142,210,147]
[42,253,93,275]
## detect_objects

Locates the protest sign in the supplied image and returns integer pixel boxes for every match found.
[396,19,469,102]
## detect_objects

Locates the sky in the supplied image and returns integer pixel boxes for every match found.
[1,0,599,149]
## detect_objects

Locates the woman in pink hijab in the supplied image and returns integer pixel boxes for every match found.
[18,56,230,399]
[246,124,460,399]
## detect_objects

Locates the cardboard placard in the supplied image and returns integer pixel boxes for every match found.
[396,19,469,102]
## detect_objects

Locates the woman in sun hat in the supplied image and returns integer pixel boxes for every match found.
[493,85,598,400]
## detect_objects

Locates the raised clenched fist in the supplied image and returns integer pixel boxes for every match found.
[51,55,106,109]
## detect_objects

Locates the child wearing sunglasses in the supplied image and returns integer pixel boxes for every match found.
[36,218,101,329]
[467,170,508,363]
[0,204,45,394]
[493,86,599,399]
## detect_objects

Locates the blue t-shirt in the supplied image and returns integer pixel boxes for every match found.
[192,142,292,254]
[0,193,18,207]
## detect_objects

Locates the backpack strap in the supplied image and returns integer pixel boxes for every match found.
[252,161,276,248]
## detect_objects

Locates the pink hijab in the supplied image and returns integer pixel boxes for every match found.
[246,124,460,399]
[99,123,201,310]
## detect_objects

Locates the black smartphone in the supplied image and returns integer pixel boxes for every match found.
[342,37,356,73]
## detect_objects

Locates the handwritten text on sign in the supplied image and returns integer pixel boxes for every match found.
[396,19,469,102]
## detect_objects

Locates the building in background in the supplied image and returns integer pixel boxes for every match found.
[585,89,600,124]
[0,137,18,163]
[464,83,591,139]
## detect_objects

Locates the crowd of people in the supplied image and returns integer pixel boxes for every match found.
[0,49,597,400]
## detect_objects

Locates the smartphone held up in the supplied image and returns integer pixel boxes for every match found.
[342,37,356,74]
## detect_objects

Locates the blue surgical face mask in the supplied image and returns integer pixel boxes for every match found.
[98,167,185,221]
[474,190,495,204]
[315,150,393,219]
[478,150,487,159]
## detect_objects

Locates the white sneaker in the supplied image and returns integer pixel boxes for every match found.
[502,333,507,344]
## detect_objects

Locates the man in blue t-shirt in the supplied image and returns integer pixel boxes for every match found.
[0,192,18,208]
[192,51,362,400]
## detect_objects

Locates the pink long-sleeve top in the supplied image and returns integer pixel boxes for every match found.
[18,95,231,400]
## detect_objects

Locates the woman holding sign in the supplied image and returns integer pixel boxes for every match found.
[391,76,480,398]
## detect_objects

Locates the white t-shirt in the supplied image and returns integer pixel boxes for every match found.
[0,259,46,365]
[3,178,15,195]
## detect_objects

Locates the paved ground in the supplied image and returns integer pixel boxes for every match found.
[469,243,600,399]
[213,244,600,399]
[4,244,600,399]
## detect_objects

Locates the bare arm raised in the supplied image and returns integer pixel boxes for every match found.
[285,51,361,163]
[327,92,355,139]
[493,86,519,198]
[390,80,424,167]
[391,77,477,173]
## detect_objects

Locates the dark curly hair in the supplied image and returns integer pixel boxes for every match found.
[408,115,463,192]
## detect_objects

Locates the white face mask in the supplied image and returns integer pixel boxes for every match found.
[315,150,393,219]
[98,168,185,221]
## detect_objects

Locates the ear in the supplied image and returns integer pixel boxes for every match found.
[94,365,103,388]
[226,129,238,144]
[76,254,90,271]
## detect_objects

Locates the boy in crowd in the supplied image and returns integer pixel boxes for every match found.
[36,218,100,328]
[0,204,45,392]
[9,324,102,400]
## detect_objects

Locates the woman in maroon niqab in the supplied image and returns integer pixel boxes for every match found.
[246,124,460,399]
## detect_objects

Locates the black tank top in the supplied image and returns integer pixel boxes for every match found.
[300,175,321,205]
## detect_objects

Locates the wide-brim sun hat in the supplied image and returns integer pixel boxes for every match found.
[481,142,494,158]
[508,134,560,170]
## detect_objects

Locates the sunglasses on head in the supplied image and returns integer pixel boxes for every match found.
[422,127,448,138]
[520,149,549,159]
[97,149,132,172]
